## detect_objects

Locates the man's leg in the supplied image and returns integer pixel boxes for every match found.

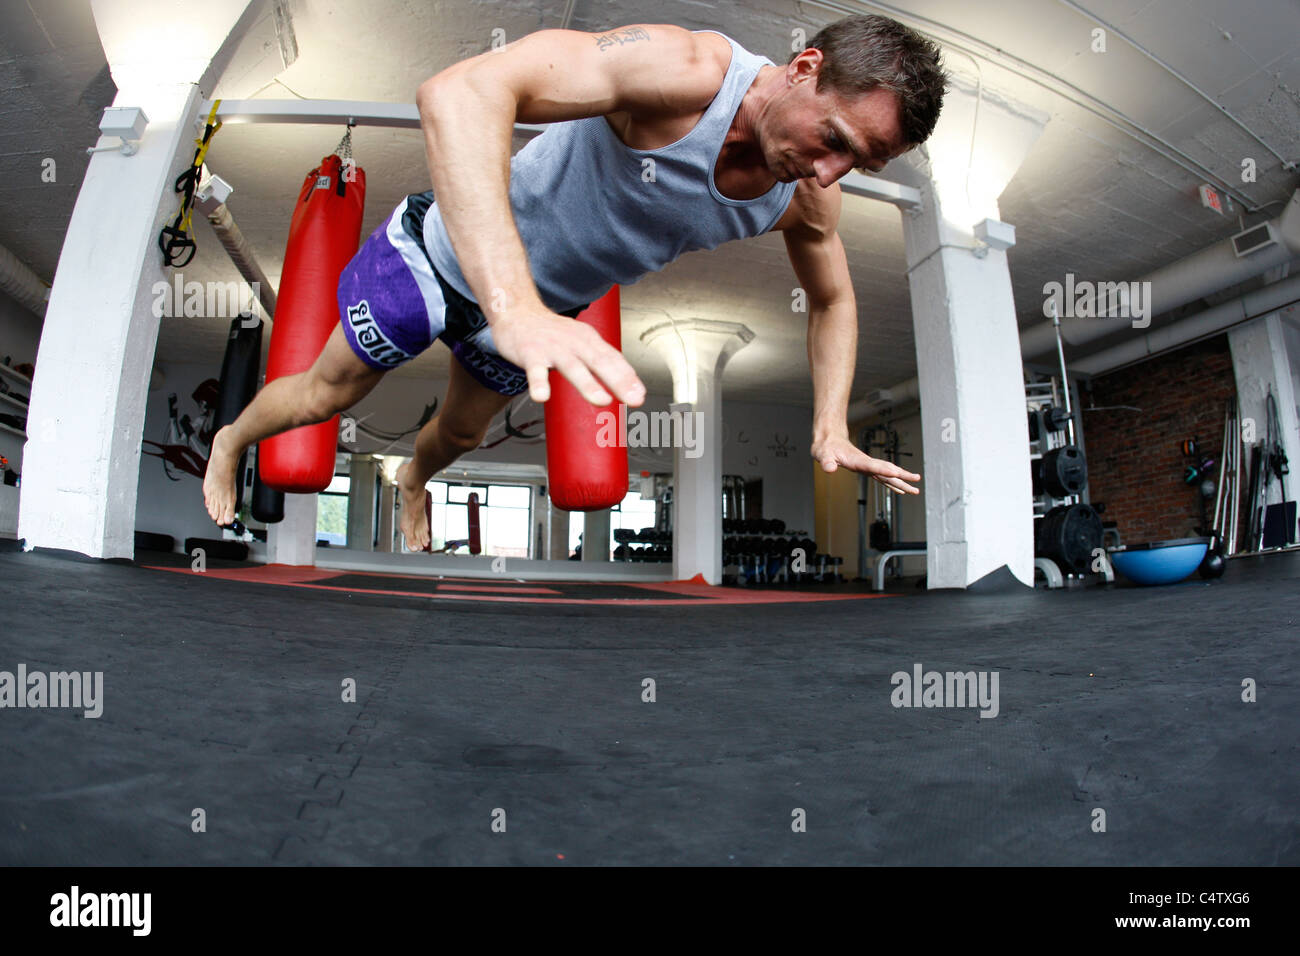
[203,325,386,525]
[396,351,515,551]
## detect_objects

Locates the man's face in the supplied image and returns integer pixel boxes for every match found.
[760,52,912,187]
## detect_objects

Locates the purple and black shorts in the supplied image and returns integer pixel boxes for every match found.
[336,192,586,396]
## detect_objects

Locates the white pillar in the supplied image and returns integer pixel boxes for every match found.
[896,80,1048,589]
[377,479,396,552]
[547,498,569,560]
[1229,308,1300,530]
[18,0,260,558]
[528,485,546,559]
[347,455,378,551]
[641,320,753,584]
[581,508,611,562]
[268,493,317,566]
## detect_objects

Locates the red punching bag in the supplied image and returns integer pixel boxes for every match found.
[545,287,629,511]
[260,152,365,492]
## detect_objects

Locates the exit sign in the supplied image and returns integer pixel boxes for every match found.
[1199,184,1224,214]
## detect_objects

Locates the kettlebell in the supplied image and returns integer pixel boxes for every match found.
[1198,536,1226,579]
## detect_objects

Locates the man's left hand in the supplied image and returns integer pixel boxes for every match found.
[811,433,921,494]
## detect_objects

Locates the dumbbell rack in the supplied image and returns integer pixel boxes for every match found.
[721,518,843,587]
[613,527,673,563]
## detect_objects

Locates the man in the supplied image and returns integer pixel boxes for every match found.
[203,14,946,550]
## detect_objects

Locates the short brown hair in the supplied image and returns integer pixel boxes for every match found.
[795,14,947,146]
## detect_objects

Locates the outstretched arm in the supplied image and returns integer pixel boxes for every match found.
[416,25,721,406]
[781,182,920,493]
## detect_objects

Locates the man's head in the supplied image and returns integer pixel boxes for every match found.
[760,15,946,186]
[799,15,947,147]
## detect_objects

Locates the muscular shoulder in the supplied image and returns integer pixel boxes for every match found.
[773,179,843,237]
[611,25,732,118]
[437,25,732,127]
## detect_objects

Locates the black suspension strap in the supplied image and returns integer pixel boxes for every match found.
[158,99,222,268]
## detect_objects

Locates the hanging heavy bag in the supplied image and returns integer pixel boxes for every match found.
[544,287,629,511]
[259,150,365,493]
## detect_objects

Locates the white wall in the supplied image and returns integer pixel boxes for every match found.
[716,400,815,534]
[134,359,231,550]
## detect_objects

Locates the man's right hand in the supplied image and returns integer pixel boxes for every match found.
[491,307,646,408]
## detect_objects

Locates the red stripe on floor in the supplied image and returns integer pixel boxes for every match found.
[141,564,893,605]
[140,564,344,585]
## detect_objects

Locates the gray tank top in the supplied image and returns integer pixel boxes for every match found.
[423,31,797,312]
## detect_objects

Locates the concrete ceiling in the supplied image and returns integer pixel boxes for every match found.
[1,0,1297,408]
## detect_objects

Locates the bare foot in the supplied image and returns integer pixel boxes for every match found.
[202,426,241,526]
[396,461,430,551]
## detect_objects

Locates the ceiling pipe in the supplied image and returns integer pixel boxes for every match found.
[0,243,50,318]
[849,189,1300,422]
[1070,271,1300,377]
[1019,189,1300,358]
[195,170,278,318]
[199,203,279,318]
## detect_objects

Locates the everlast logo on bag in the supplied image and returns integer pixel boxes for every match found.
[346,300,409,367]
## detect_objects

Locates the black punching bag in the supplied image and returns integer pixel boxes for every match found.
[251,444,285,524]
[213,315,264,516]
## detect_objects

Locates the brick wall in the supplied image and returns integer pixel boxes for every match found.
[1081,335,1236,544]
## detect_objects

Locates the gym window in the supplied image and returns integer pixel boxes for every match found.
[316,474,349,547]
[420,480,533,556]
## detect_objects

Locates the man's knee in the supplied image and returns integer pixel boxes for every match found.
[436,416,488,453]
[298,375,349,426]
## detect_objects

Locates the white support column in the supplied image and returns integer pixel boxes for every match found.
[347,455,378,551]
[18,0,260,559]
[1228,308,1300,531]
[547,498,569,559]
[19,82,206,558]
[895,79,1048,589]
[581,509,611,562]
[641,320,754,584]
[377,479,396,553]
[268,493,317,566]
